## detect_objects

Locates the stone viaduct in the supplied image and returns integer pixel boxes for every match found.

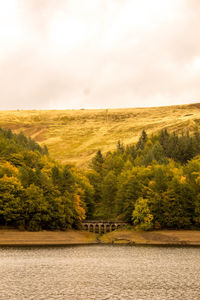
[82,220,128,234]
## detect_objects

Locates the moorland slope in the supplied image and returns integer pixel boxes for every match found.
[1,103,200,167]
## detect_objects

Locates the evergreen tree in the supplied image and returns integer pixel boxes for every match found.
[102,171,117,217]
[91,150,104,173]
[136,130,147,150]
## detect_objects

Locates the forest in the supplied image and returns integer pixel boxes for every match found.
[1,126,200,230]
[87,129,200,230]
[0,127,93,231]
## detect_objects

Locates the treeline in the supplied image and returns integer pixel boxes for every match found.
[2,126,200,231]
[0,128,94,230]
[87,129,200,230]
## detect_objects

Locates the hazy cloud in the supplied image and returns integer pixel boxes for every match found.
[0,0,199,109]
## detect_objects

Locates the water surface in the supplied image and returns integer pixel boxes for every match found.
[0,245,200,299]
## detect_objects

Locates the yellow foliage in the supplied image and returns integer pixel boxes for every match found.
[144,214,154,224]
[180,176,186,183]
[0,161,18,176]
[40,155,59,176]
[0,174,23,190]
[148,180,155,187]
[74,194,86,221]
[195,176,200,185]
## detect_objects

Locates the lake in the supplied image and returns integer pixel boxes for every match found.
[0,245,200,299]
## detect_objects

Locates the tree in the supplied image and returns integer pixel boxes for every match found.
[116,173,143,221]
[117,140,124,153]
[102,171,117,217]
[60,166,75,194]
[132,197,154,230]
[91,150,104,173]
[0,175,24,226]
[136,130,147,150]
[52,166,61,186]
[161,179,195,228]
[22,184,48,231]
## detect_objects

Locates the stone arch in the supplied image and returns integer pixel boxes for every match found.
[89,224,94,232]
[111,224,116,231]
[84,224,88,231]
[82,221,128,233]
[100,224,105,234]
[95,224,99,233]
[106,224,110,232]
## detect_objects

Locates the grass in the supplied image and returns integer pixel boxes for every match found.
[0,103,200,167]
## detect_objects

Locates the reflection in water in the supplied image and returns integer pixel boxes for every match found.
[0,245,200,299]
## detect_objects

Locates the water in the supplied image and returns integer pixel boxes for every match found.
[0,245,200,300]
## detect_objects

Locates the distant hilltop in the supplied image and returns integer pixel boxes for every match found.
[0,103,200,167]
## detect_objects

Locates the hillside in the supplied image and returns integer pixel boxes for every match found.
[0,103,200,167]
[0,127,93,230]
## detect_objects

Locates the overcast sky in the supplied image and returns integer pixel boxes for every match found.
[0,0,199,110]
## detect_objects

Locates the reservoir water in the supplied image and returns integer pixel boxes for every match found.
[0,245,200,300]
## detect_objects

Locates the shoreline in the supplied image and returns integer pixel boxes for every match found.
[0,229,200,246]
[0,229,97,246]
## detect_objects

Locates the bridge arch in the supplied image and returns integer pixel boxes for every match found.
[83,224,88,231]
[82,220,128,234]
[89,224,94,232]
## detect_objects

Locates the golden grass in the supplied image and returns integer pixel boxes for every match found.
[1,103,200,167]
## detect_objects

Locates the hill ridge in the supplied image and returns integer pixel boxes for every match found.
[0,103,200,167]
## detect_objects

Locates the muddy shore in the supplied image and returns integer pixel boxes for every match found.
[0,229,200,246]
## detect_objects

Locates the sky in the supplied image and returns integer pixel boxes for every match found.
[0,0,199,110]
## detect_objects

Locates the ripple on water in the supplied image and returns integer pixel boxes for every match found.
[0,245,200,300]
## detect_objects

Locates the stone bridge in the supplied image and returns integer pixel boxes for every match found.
[82,220,128,234]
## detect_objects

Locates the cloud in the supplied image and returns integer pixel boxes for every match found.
[0,0,199,109]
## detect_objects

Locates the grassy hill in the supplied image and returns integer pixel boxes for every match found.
[0,103,200,167]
